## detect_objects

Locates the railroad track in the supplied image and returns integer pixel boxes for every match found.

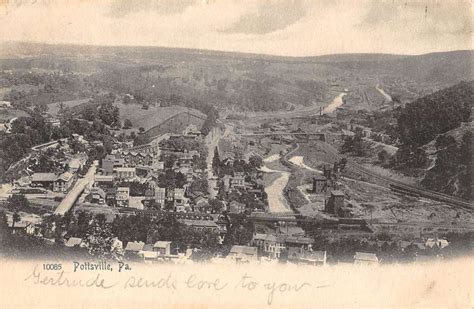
[316,141,473,210]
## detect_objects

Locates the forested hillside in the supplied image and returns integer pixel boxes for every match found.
[397,81,473,146]
[390,81,473,200]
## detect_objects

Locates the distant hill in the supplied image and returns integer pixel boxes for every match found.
[322,50,473,85]
[1,42,472,112]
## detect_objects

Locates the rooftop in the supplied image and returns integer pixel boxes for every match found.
[331,190,345,196]
[65,237,83,247]
[125,241,145,252]
[287,248,326,262]
[229,245,258,256]
[95,175,114,182]
[115,167,136,172]
[31,173,57,182]
[354,252,378,262]
[57,172,73,182]
[154,241,172,248]
[180,219,218,228]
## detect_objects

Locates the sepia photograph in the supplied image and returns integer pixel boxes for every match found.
[0,0,472,307]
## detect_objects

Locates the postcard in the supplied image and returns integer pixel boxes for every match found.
[0,1,472,308]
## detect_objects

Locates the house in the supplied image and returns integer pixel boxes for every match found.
[282,235,313,250]
[111,237,123,252]
[125,241,145,258]
[354,252,379,265]
[227,245,258,263]
[152,161,165,171]
[287,248,327,265]
[252,234,286,259]
[105,187,117,206]
[425,238,449,249]
[183,124,201,136]
[193,196,208,212]
[45,117,61,127]
[9,221,31,234]
[86,187,106,204]
[120,151,154,167]
[228,201,246,214]
[231,172,246,188]
[312,175,327,193]
[174,188,185,207]
[212,214,228,236]
[65,237,84,248]
[94,175,114,188]
[252,234,313,259]
[53,172,74,192]
[325,190,345,215]
[277,225,306,237]
[166,188,175,202]
[139,244,159,262]
[222,175,231,192]
[248,188,264,199]
[68,158,84,173]
[31,173,57,190]
[154,187,166,207]
[0,100,11,108]
[153,241,172,256]
[116,187,130,207]
[101,154,125,175]
[115,167,136,180]
[341,129,355,138]
[180,219,219,232]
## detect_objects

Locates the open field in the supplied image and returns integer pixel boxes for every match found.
[0,109,29,121]
[47,98,90,115]
[114,102,205,132]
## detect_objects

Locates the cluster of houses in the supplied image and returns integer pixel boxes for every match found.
[26,153,87,193]
[31,172,75,193]
[87,125,209,212]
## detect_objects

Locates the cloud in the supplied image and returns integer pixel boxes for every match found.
[108,0,197,18]
[222,0,308,35]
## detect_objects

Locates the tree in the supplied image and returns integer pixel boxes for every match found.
[123,119,133,129]
[249,155,263,169]
[7,194,29,210]
[378,150,389,165]
[208,199,224,213]
[33,104,48,115]
[138,127,145,133]
[164,154,177,169]
[83,223,120,259]
[0,211,11,244]
[12,211,20,229]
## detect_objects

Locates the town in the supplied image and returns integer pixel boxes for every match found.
[0,46,472,267]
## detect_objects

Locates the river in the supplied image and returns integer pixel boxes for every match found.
[261,155,292,213]
[375,84,392,102]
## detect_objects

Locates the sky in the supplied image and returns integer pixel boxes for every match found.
[0,0,472,57]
